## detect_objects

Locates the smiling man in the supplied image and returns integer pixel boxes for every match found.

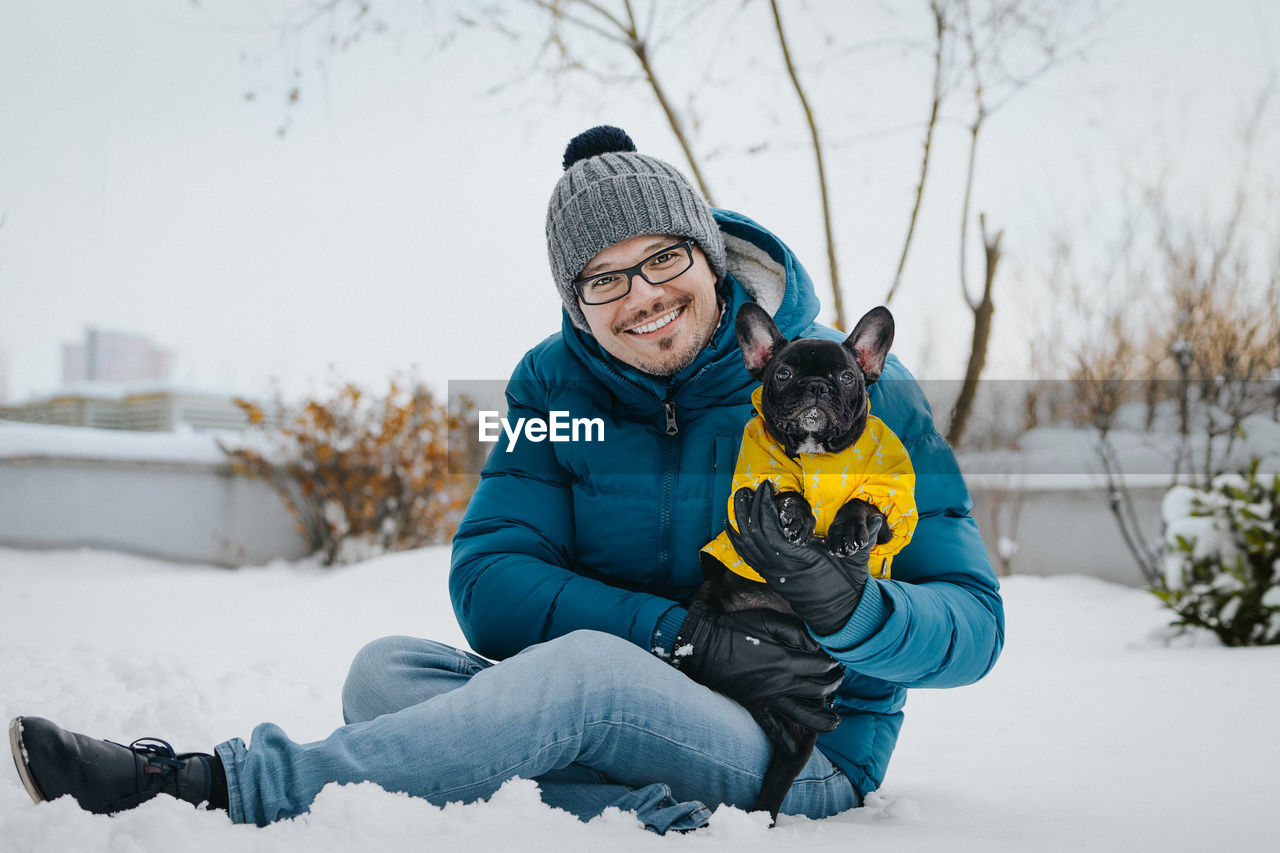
[10,126,1003,833]
[572,234,721,374]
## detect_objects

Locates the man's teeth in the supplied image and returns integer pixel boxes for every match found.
[628,307,682,334]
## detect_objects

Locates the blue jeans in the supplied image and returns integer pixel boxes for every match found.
[214,630,861,830]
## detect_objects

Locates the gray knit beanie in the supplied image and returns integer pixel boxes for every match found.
[546,126,727,332]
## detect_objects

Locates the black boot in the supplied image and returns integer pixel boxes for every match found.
[9,716,223,815]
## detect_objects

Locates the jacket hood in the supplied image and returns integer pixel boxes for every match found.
[560,208,825,414]
[714,208,824,339]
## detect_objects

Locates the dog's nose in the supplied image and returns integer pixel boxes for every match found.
[804,379,832,399]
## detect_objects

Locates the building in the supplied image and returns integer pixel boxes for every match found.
[0,327,254,431]
[61,328,173,384]
[0,382,253,432]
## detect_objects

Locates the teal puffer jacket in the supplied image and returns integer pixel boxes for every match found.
[450,208,1004,798]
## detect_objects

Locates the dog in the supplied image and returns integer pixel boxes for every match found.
[696,301,917,822]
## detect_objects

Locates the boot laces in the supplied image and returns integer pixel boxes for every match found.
[129,737,186,772]
[114,737,191,800]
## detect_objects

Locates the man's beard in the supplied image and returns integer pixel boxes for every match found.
[637,330,703,376]
[623,299,721,378]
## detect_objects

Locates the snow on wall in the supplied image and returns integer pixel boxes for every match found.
[0,421,305,567]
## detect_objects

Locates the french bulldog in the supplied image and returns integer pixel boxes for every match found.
[696,301,899,822]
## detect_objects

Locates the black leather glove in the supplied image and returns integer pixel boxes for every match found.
[726,481,882,636]
[672,601,843,736]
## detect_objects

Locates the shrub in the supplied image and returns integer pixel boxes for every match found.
[1158,461,1280,646]
[224,377,477,566]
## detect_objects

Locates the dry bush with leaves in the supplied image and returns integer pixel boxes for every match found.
[223,378,477,566]
[1055,174,1280,586]
[1066,217,1280,452]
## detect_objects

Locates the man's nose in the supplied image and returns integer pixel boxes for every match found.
[623,273,666,305]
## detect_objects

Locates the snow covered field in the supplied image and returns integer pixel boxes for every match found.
[1,545,1276,852]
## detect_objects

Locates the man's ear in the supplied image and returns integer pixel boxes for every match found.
[843,306,894,385]
[735,302,786,381]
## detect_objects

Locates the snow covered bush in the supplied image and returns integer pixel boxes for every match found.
[224,378,476,565]
[1159,462,1280,646]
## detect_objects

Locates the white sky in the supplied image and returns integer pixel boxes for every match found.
[1,0,1278,403]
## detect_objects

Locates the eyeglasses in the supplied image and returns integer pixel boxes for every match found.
[574,240,696,305]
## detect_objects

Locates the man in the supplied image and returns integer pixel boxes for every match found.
[10,126,1003,832]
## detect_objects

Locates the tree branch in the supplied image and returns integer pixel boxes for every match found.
[769,0,843,328]
[887,0,948,305]
[573,0,632,37]
[526,0,631,46]
[946,211,1001,447]
[622,4,716,204]
[957,0,987,312]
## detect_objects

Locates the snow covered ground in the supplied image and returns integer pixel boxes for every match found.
[1,545,1276,852]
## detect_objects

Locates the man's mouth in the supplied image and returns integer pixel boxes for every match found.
[624,306,684,336]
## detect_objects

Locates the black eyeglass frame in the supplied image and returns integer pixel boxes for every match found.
[573,240,697,306]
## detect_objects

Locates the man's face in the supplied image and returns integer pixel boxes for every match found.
[577,233,721,377]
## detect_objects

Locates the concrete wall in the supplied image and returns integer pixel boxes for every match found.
[969,481,1163,586]
[0,422,1169,580]
[0,455,308,567]
[0,456,1164,581]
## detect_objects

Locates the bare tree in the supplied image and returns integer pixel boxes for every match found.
[886,1,949,307]
[942,0,1104,447]
[524,0,720,204]
[1075,306,1164,584]
[237,1,722,199]
[947,212,1002,446]
[1139,83,1279,486]
[768,0,845,329]
[224,0,1105,431]
[1054,87,1280,586]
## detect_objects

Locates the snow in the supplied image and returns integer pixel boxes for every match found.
[1164,515,1231,562]
[1161,485,1199,526]
[959,415,1280,491]
[0,421,228,465]
[2,546,1279,852]
[0,421,279,469]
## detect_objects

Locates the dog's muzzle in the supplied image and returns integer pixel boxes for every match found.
[798,407,828,432]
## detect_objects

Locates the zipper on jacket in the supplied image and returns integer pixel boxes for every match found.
[657,389,684,591]
[588,360,680,589]
[658,430,679,587]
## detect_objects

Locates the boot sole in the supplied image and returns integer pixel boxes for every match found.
[8,718,47,805]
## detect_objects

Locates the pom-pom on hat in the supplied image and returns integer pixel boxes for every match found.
[546,125,727,332]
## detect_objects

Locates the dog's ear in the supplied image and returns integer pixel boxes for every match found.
[843,306,894,385]
[735,302,787,381]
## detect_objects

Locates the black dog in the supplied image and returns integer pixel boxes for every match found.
[697,301,906,822]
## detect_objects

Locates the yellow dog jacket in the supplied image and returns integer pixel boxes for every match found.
[703,386,917,581]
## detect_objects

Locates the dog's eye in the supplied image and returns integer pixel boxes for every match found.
[775,367,792,382]
[840,371,856,385]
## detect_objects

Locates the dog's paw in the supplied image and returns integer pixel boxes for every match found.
[826,522,865,556]
[828,534,865,557]
[773,491,816,543]
[829,499,884,557]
